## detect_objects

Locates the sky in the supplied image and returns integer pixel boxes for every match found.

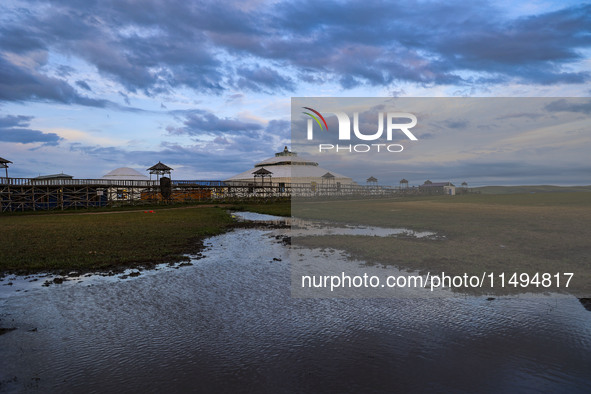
[0,0,590,185]
[292,97,591,186]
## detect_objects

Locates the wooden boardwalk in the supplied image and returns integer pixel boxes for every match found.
[0,177,421,212]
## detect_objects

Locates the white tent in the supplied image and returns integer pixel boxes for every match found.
[102,167,149,181]
[225,147,355,186]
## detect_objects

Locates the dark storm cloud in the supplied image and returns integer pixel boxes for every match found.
[0,114,62,145]
[1,0,589,105]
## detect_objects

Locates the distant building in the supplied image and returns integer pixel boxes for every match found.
[420,181,456,195]
[31,173,74,185]
[225,147,356,191]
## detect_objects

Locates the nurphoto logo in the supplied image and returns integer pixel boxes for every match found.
[303,107,418,153]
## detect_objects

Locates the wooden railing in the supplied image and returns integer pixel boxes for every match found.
[0,177,228,187]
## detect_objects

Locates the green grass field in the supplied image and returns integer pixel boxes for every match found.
[293,192,591,295]
[0,202,289,274]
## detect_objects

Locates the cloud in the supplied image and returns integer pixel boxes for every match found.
[66,135,289,179]
[545,98,591,114]
[119,91,131,105]
[1,0,588,103]
[495,113,544,121]
[167,109,264,137]
[1,1,590,184]
[52,113,292,179]
[264,119,289,137]
[0,114,62,146]
[0,53,112,107]
[226,93,244,102]
[75,80,92,91]
[256,0,591,88]
[443,119,469,129]
[235,66,295,92]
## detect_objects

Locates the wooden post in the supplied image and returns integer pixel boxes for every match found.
[6,180,11,212]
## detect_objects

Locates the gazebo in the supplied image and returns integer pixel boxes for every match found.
[0,157,12,178]
[253,167,273,185]
[147,161,173,181]
[321,172,336,192]
[366,176,378,186]
[461,182,468,188]
[399,178,409,189]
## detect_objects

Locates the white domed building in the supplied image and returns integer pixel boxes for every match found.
[100,167,150,201]
[225,147,356,189]
[101,167,149,181]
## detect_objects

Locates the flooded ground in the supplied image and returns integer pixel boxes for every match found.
[1,214,591,392]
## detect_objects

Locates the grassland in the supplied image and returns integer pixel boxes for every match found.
[293,193,591,295]
[0,202,289,274]
[473,185,591,194]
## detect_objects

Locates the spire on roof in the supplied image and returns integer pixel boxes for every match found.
[275,146,297,157]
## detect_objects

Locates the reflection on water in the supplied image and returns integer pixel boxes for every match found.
[1,218,591,392]
[232,210,438,238]
[231,211,287,223]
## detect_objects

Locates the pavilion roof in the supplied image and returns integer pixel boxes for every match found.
[147,161,173,171]
[253,167,273,175]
